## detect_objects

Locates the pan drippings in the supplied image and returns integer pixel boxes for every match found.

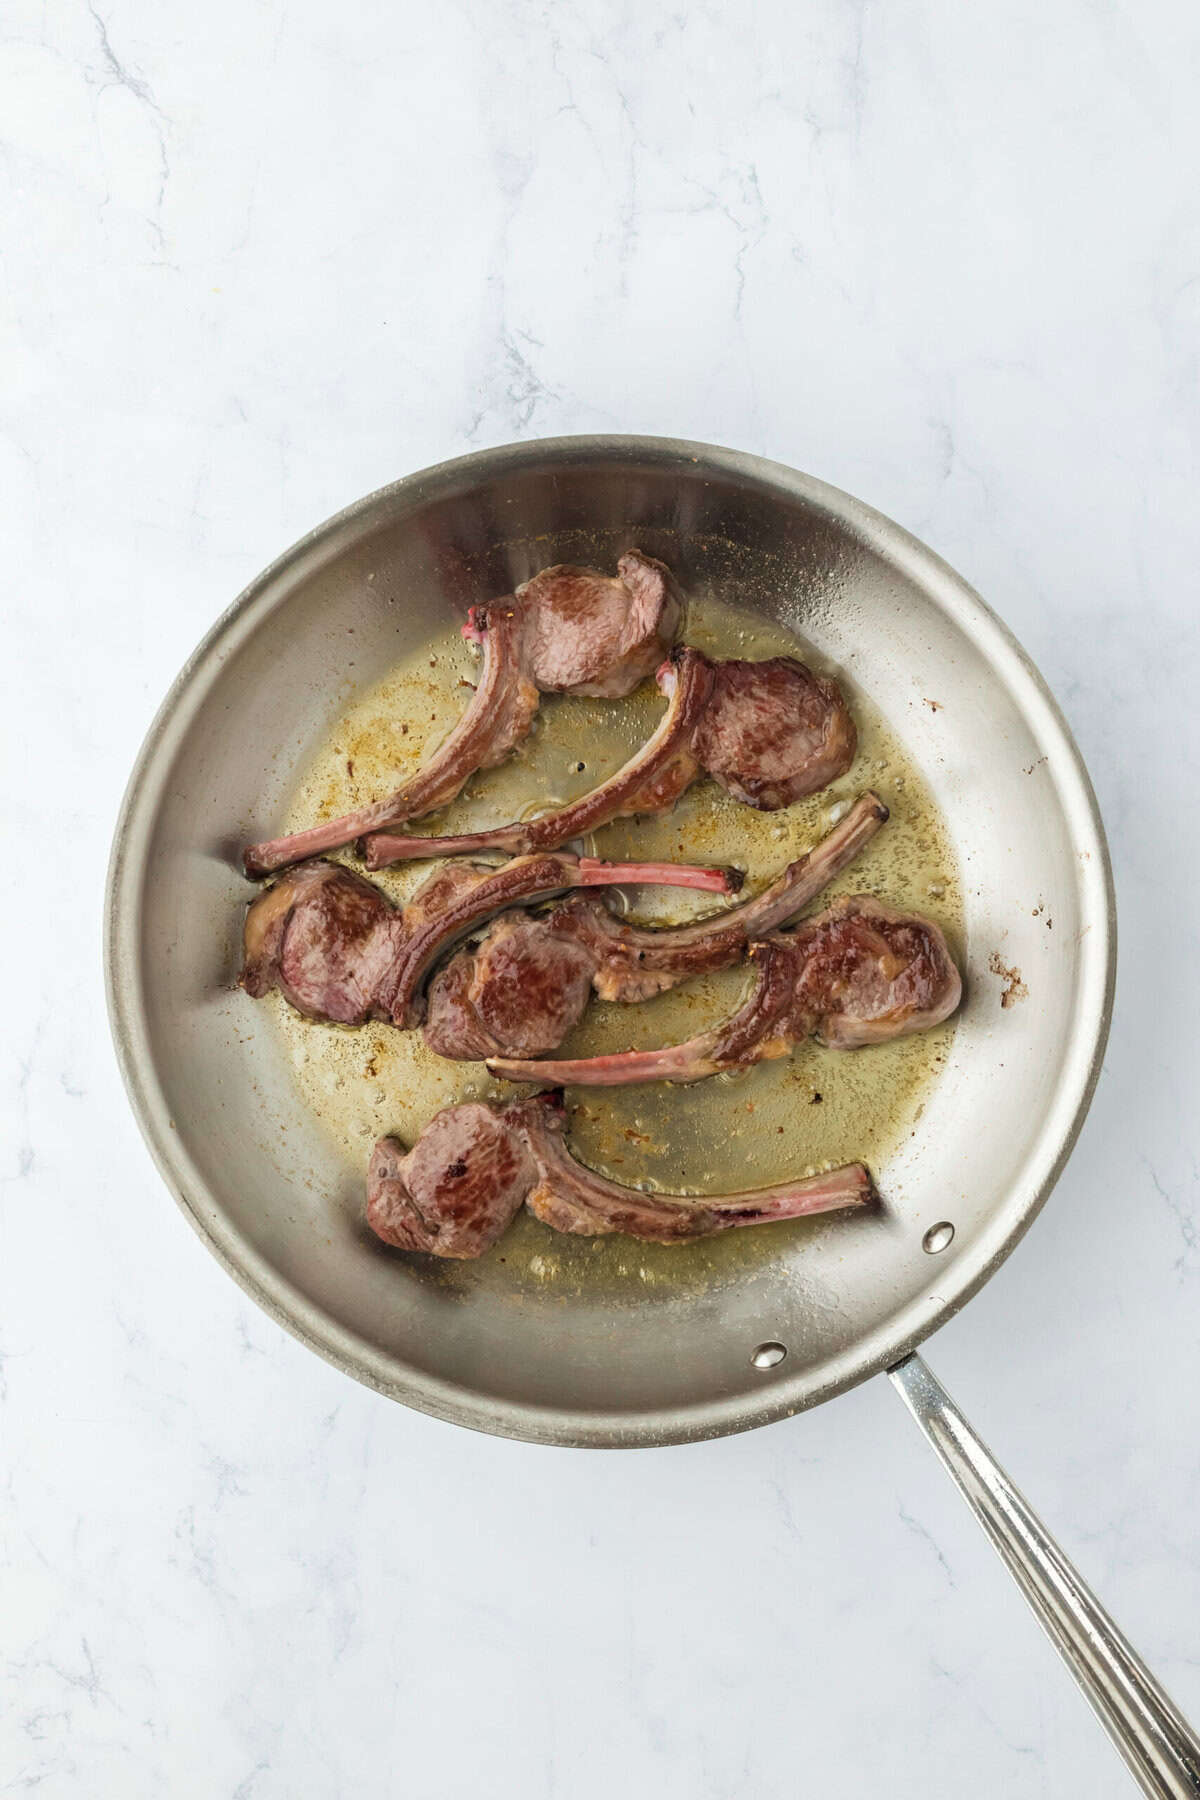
[270,588,963,1300]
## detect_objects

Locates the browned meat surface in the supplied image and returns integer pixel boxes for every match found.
[788,897,962,1049]
[367,1102,535,1257]
[243,550,680,876]
[421,792,886,1059]
[367,1093,871,1258]
[240,851,734,1031]
[364,647,857,869]
[695,657,857,808]
[514,553,681,696]
[486,896,962,1088]
[240,860,407,1025]
[423,917,598,1059]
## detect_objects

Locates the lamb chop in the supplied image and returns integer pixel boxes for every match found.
[364,646,856,868]
[486,896,962,1088]
[242,549,681,877]
[240,849,735,1030]
[423,791,888,1059]
[366,1091,872,1258]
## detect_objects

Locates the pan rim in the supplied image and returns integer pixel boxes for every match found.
[104,434,1117,1449]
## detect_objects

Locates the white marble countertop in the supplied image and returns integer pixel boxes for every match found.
[4,1,1199,1793]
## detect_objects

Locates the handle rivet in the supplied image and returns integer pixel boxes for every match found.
[923,1221,955,1254]
[751,1341,787,1369]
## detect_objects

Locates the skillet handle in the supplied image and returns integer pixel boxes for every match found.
[890,1352,1200,1798]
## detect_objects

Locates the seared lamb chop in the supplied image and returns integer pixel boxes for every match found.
[241,850,734,1030]
[423,791,887,1059]
[422,914,601,1060]
[365,647,856,868]
[487,896,962,1088]
[367,1092,872,1258]
[243,550,681,877]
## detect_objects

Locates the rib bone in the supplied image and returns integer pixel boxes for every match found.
[365,646,857,867]
[243,550,680,876]
[365,646,713,865]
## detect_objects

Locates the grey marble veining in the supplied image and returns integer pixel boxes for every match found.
[2,1,1199,1794]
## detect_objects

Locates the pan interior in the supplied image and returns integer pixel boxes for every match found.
[108,440,1113,1446]
[271,589,962,1303]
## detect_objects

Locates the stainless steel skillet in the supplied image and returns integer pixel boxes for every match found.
[105,437,1199,1793]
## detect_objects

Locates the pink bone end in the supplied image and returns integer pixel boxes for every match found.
[575,857,739,894]
[762,1163,874,1219]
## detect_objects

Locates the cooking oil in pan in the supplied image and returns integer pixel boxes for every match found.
[270,588,962,1301]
